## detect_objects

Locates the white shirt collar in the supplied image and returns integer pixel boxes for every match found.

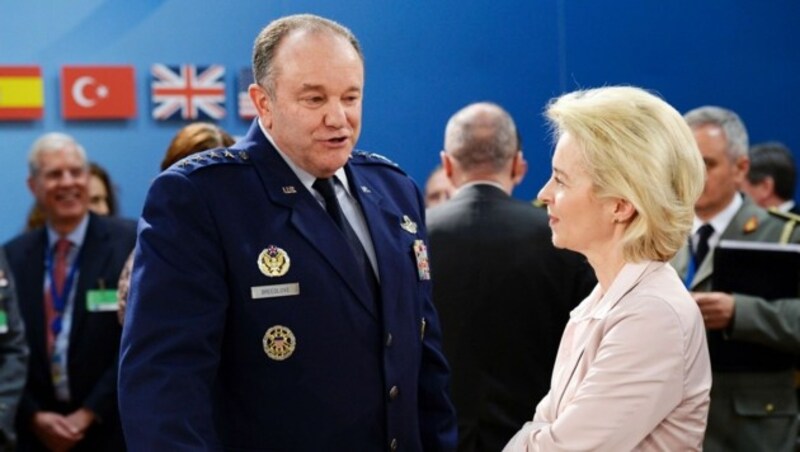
[46,213,90,250]
[257,119,351,196]
[692,192,742,236]
[778,199,796,213]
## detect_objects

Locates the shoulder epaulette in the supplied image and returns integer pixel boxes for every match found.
[350,150,406,174]
[767,207,800,244]
[170,148,252,175]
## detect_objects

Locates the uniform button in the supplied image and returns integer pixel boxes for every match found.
[385,332,393,347]
[765,403,775,413]
[389,385,399,400]
[390,438,398,451]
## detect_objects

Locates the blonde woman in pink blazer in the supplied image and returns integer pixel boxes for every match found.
[504,86,712,451]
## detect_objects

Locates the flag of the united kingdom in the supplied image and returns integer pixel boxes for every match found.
[151,64,226,120]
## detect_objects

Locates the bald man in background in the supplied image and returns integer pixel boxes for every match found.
[427,102,594,451]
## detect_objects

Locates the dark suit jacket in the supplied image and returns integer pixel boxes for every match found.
[4,214,136,452]
[426,184,595,452]
[119,120,456,451]
[0,248,28,450]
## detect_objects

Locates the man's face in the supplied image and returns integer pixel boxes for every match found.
[256,30,364,178]
[693,124,748,220]
[425,169,455,208]
[27,146,90,229]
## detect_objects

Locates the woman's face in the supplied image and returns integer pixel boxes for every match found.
[537,132,616,257]
[88,174,110,216]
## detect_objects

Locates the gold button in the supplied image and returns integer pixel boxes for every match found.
[389,385,399,400]
[765,403,775,413]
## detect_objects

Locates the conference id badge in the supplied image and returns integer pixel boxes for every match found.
[0,310,7,334]
[86,289,118,312]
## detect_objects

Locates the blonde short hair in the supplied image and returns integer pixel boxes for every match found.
[546,86,705,262]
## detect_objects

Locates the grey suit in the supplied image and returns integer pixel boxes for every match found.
[0,248,28,451]
[671,197,800,452]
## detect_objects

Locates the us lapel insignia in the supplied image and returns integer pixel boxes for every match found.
[743,216,758,234]
[282,186,297,194]
[263,325,296,361]
[413,239,431,281]
[258,245,291,277]
[400,215,418,234]
[360,185,371,194]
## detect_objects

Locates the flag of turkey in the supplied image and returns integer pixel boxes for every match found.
[61,65,136,119]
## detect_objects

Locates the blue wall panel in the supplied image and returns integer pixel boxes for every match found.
[1,0,798,242]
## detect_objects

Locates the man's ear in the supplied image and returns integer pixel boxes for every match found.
[248,84,272,128]
[27,176,37,197]
[441,151,454,180]
[733,155,750,185]
[511,151,527,186]
[762,176,776,196]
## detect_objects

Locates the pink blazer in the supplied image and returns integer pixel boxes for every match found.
[504,261,711,451]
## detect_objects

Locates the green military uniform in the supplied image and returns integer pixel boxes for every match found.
[671,197,800,452]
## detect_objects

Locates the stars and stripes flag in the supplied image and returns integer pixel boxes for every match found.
[151,64,226,120]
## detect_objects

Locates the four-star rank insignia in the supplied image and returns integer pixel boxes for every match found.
[263,325,296,361]
[258,245,291,277]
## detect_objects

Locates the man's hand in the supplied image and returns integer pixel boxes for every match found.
[66,407,96,434]
[31,411,83,452]
[692,291,736,330]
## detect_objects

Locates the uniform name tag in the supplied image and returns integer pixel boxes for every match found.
[0,310,7,334]
[251,283,300,300]
[86,289,118,312]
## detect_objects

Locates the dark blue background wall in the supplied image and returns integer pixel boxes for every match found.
[2,0,799,242]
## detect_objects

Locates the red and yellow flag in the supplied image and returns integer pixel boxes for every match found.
[0,66,44,120]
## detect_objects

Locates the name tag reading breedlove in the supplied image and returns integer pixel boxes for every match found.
[251,283,300,300]
[86,289,119,312]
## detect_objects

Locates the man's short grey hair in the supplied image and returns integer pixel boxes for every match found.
[444,102,519,172]
[28,132,87,177]
[684,106,749,161]
[252,14,363,99]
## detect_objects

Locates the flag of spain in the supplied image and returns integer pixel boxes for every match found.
[0,66,44,120]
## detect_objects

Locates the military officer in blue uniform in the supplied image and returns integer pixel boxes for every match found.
[118,14,457,451]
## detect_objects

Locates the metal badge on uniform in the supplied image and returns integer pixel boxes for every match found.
[258,245,290,277]
[282,186,297,194]
[743,215,759,234]
[400,215,418,234]
[361,185,371,194]
[263,325,296,361]
[413,239,431,280]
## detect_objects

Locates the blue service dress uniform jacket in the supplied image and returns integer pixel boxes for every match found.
[119,120,457,451]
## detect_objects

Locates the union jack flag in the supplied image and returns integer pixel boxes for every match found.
[151,64,226,120]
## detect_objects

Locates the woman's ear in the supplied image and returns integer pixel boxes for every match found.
[613,198,636,223]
